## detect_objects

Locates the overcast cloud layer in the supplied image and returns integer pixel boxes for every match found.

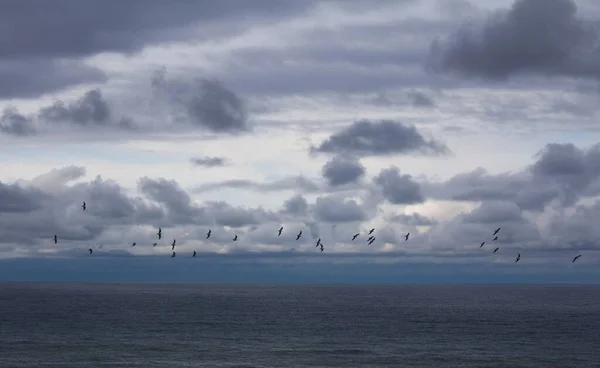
[1,0,600,281]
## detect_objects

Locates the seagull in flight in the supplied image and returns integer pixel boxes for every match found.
[368,237,375,245]
[88,248,93,255]
[193,250,197,257]
[132,242,136,247]
[171,239,176,250]
[367,235,374,242]
[368,228,375,235]
[515,253,520,263]
[493,227,500,235]
[480,241,485,248]
[157,228,162,240]
[352,233,359,241]
[572,254,582,263]
[278,227,283,236]
[316,238,321,247]
[296,231,302,241]
[233,234,238,241]
[206,229,212,239]
[319,243,324,252]
[492,236,498,242]
[153,242,157,247]
[405,232,410,241]
[82,201,86,211]
[171,251,176,258]
[493,247,499,253]
[53,235,57,244]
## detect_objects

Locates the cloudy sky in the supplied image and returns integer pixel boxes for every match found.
[2,0,600,283]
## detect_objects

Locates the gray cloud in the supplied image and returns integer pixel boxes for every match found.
[408,90,436,108]
[0,107,36,136]
[311,120,450,157]
[282,194,309,216]
[0,59,107,99]
[424,142,600,212]
[388,212,438,226]
[192,176,320,194]
[190,156,228,167]
[321,156,365,186]
[429,0,600,81]
[313,195,366,223]
[151,70,250,134]
[373,166,425,205]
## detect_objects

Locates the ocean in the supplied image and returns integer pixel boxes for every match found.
[0,283,598,367]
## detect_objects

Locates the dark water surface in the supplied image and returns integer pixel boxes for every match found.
[1,283,599,367]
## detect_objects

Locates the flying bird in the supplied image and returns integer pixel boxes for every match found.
[172,251,176,258]
[206,229,212,239]
[320,243,324,252]
[572,254,582,263]
[153,243,157,247]
[82,201,86,211]
[493,247,499,253]
[88,248,92,255]
[316,238,321,246]
[492,236,498,242]
[480,241,485,248]
[405,233,410,241]
[278,227,283,236]
[193,250,197,257]
[515,253,520,263]
[352,233,359,241]
[296,231,302,241]
[493,227,500,235]
[157,228,162,239]
[233,235,238,241]
[367,236,374,242]
[368,237,375,245]
[132,242,136,247]
[368,228,375,235]
[53,235,57,244]
[171,239,176,250]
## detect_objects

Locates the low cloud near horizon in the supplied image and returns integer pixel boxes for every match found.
[1,0,600,281]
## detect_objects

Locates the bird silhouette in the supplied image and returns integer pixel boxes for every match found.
[171,239,176,250]
[368,237,375,245]
[278,227,283,236]
[53,235,57,244]
[493,247,499,253]
[572,254,582,263]
[193,250,197,257]
[368,228,375,235]
[132,242,136,247]
[480,241,485,248]
[88,248,92,255]
[320,243,324,252]
[492,236,498,242]
[233,234,238,241]
[206,229,212,239]
[296,231,302,240]
[405,233,410,241]
[171,251,176,258]
[153,242,157,247]
[515,253,520,263]
[352,233,359,241]
[157,228,162,239]
[493,227,500,235]
[81,201,86,211]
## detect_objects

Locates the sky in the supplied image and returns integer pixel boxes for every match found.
[1,0,600,283]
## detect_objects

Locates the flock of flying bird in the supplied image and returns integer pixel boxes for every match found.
[55,201,583,263]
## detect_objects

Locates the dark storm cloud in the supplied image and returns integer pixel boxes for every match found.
[190,156,228,167]
[151,70,250,134]
[311,120,450,157]
[0,0,320,98]
[0,60,107,99]
[321,156,365,186]
[0,181,47,212]
[0,0,320,60]
[373,167,425,205]
[0,107,36,136]
[424,142,600,212]
[282,194,309,216]
[429,0,600,81]
[1,89,136,136]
